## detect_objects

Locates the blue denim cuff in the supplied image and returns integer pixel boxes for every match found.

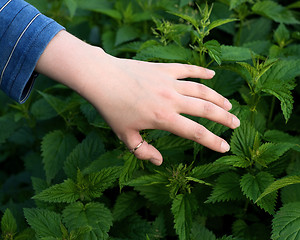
[0,0,65,103]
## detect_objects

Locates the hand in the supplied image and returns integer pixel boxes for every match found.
[36,30,240,166]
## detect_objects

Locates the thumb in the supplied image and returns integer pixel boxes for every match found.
[124,131,163,166]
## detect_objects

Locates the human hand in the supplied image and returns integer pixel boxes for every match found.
[36,30,240,166]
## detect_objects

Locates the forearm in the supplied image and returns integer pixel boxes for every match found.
[35,30,104,96]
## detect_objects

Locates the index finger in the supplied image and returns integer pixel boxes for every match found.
[160,63,215,80]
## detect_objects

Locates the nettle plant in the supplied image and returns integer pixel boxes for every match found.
[0,0,300,240]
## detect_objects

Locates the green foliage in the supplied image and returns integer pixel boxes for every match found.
[1,0,300,239]
[272,202,300,240]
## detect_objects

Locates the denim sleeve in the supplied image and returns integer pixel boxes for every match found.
[0,0,65,103]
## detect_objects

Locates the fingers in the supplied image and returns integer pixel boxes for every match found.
[161,63,215,80]
[177,96,240,129]
[175,81,232,111]
[161,114,231,153]
[122,131,163,166]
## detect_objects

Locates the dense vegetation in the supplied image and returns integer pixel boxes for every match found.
[1,0,300,239]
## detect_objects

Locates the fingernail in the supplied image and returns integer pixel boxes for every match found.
[151,158,162,166]
[206,69,215,77]
[232,116,240,128]
[224,99,232,110]
[221,141,230,152]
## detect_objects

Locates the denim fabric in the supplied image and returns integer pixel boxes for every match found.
[0,0,64,103]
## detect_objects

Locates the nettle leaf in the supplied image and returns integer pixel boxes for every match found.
[191,162,232,179]
[190,223,216,240]
[24,208,62,239]
[272,202,300,240]
[1,209,17,236]
[274,23,290,46]
[221,45,252,62]
[64,132,105,179]
[252,1,299,24]
[229,0,248,9]
[128,173,170,205]
[230,122,257,158]
[209,18,238,31]
[215,155,251,168]
[240,172,276,214]
[80,101,109,129]
[259,58,300,122]
[115,25,139,46]
[119,153,140,188]
[264,130,300,152]
[33,178,79,203]
[253,142,293,166]
[62,202,113,240]
[0,115,19,144]
[80,167,121,200]
[42,130,78,183]
[135,44,193,62]
[256,175,300,203]
[172,193,197,240]
[206,172,243,203]
[112,191,144,221]
[204,40,222,65]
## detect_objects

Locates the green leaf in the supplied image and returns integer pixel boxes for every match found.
[79,167,121,200]
[190,223,216,240]
[128,173,170,205]
[229,0,248,9]
[135,44,193,62]
[62,202,113,240]
[80,101,109,129]
[208,18,238,31]
[169,11,199,29]
[288,1,300,9]
[261,78,296,122]
[230,122,257,158]
[24,208,62,239]
[30,98,57,120]
[252,1,299,24]
[64,132,105,179]
[274,23,290,46]
[191,163,232,179]
[119,153,139,188]
[64,0,77,17]
[33,178,79,203]
[112,191,144,221]
[253,143,293,166]
[1,209,17,236]
[221,45,252,62]
[256,176,300,203]
[206,172,243,203]
[215,155,251,168]
[82,149,123,174]
[115,25,139,46]
[204,40,222,65]
[155,135,192,151]
[41,130,78,183]
[272,202,300,240]
[240,172,276,214]
[0,115,19,144]
[172,194,197,240]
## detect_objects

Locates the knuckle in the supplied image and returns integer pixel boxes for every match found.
[202,102,214,115]
[194,125,207,141]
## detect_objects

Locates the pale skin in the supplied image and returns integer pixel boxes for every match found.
[35,30,240,166]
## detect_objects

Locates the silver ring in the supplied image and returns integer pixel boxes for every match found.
[130,140,145,153]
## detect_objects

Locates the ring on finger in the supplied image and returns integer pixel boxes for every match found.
[130,140,145,154]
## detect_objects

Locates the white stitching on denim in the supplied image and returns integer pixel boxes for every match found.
[0,0,13,13]
[0,12,41,85]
